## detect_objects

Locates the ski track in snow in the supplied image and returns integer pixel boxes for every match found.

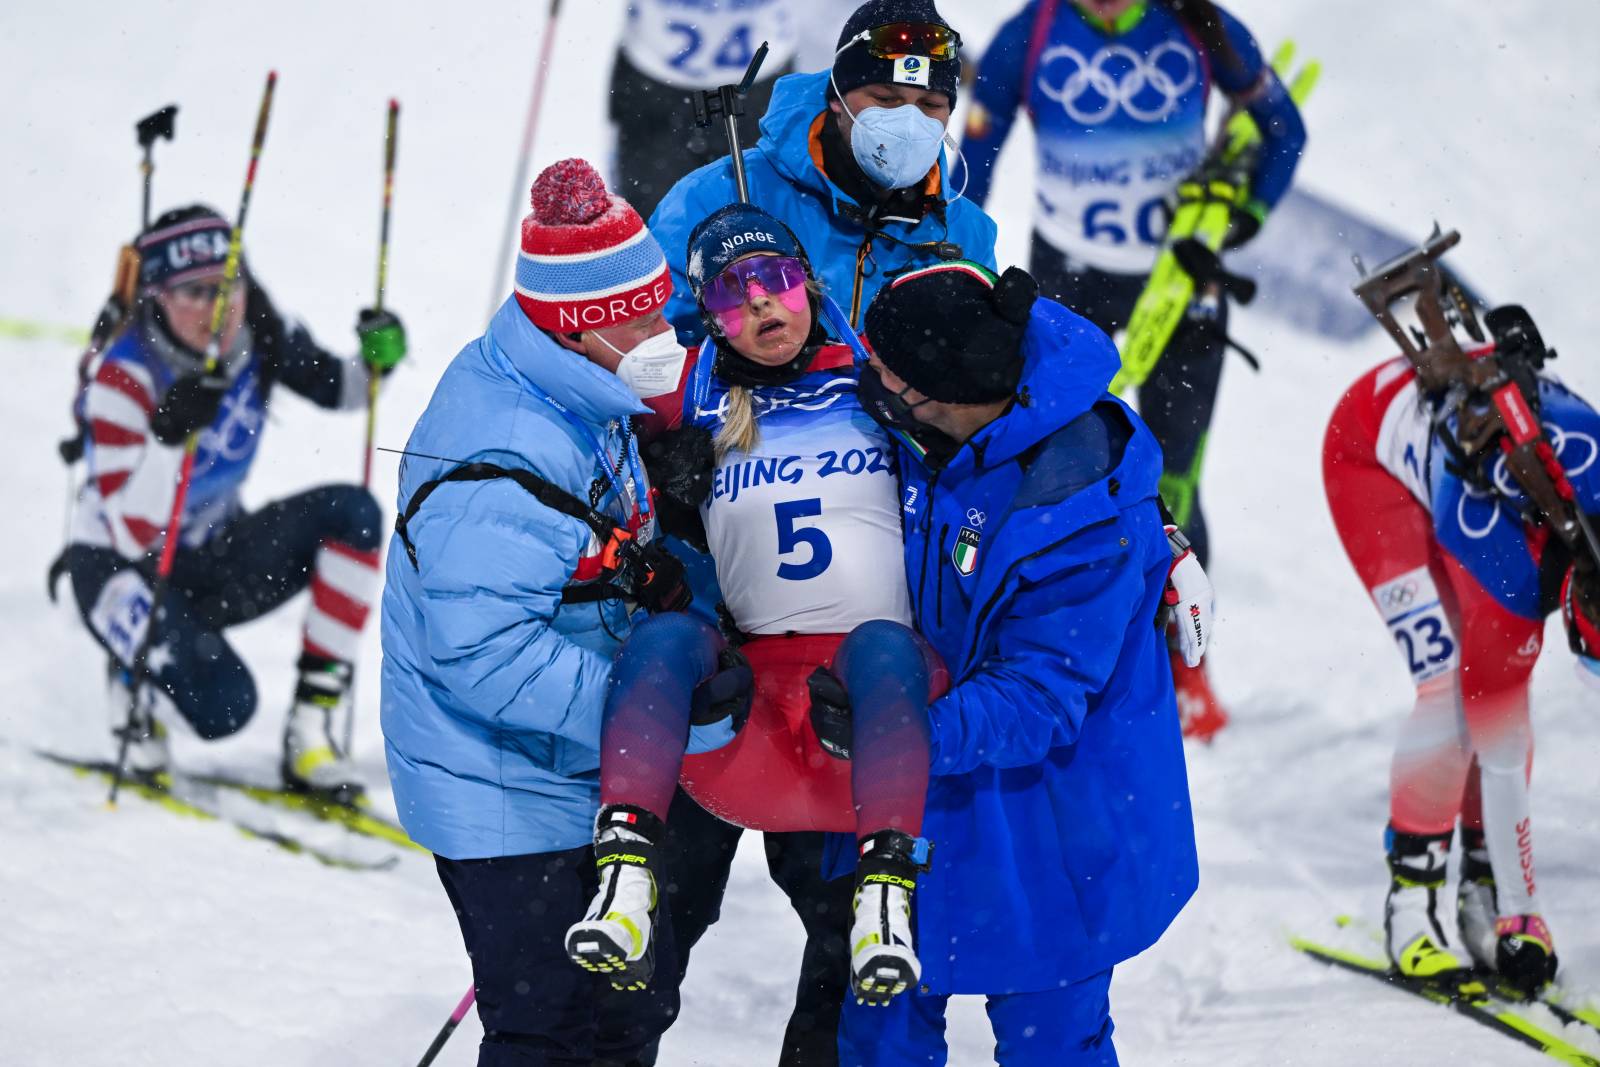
[3,2,1598,1063]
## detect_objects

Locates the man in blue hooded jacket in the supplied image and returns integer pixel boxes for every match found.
[846,262,1199,1065]
[650,0,998,342]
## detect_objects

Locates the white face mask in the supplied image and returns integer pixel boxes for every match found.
[596,327,689,399]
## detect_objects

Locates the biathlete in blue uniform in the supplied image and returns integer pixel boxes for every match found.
[566,203,945,1011]
[961,0,1307,738]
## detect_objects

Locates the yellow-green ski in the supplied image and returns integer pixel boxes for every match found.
[42,751,399,872]
[1292,929,1600,1065]
[1113,42,1321,396]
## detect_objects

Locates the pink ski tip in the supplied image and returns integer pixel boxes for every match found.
[389,98,399,111]
[266,70,278,84]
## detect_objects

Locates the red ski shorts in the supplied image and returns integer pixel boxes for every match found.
[678,632,947,834]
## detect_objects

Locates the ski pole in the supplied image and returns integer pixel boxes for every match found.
[137,105,178,230]
[415,986,476,1067]
[109,71,278,807]
[486,0,563,323]
[363,98,399,490]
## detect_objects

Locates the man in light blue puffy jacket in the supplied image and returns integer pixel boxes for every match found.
[381,159,725,1067]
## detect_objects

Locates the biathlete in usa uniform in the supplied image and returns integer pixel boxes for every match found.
[58,205,405,798]
[961,0,1306,737]
[567,203,943,1011]
[1323,292,1596,997]
[611,0,799,219]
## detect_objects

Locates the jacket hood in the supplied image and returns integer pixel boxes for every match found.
[972,298,1121,467]
[756,71,953,213]
[484,296,649,425]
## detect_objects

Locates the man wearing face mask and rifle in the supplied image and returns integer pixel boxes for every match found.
[649,0,998,343]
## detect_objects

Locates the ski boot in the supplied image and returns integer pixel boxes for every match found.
[281,653,364,805]
[1384,826,1468,979]
[567,804,663,991]
[1495,914,1558,998]
[107,662,169,779]
[850,829,929,1006]
[1455,829,1498,969]
[1171,648,1229,742]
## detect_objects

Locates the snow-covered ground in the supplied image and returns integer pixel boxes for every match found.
[3,2,1598,1063]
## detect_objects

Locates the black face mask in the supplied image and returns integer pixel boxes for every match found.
[857,365,961,470]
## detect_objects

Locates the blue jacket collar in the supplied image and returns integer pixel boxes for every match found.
[756,71,954,219]
[485,297,649,425]
[969,298,1121,468]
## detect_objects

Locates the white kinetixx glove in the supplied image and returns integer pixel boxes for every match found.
[1163,524,1213,668]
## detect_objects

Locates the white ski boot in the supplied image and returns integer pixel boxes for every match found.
[850,830,928,1006]
[281,653,364,804]
[1455,831,1499,970]
[567,805,663,991]
[107,663,170,778]
[1384,826,1468,979]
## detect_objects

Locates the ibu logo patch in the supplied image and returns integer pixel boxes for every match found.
[952,526,981,576]
[894,55,931,87]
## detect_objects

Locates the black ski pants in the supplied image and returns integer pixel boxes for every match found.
[660,788,853,1067]
[1031,237,1228,566]
[65,484,380,737]
[435,846,679,1067]
[608,52,787,222]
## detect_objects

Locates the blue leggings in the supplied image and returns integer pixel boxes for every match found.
[601,613,932,837]
[839,968,1117,1067]
[67,485,380,738]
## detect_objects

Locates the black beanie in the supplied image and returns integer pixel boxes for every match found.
[864,263,1039,405]
[832,0,962,106]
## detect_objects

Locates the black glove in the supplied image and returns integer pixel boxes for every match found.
[807,665,852,760]
[149,371,229,444]
[1221,200,1264,250]
[690,647,754,731]
[644,425,715,552]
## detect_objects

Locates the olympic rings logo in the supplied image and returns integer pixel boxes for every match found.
[1035,41,1199,125]
[1379,582,1418,611]
[966,508,987,527]
[1455,424,1597,540]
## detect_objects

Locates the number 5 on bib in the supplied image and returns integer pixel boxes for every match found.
[774,498,832,580]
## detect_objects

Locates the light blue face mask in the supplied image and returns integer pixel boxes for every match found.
[846,103,947,190]
[829,37,966,195]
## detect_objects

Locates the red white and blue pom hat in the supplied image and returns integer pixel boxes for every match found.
[514,158,673,333]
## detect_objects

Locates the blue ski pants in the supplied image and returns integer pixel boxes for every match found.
[838,968,1117,1067]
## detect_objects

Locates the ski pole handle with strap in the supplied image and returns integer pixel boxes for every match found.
[109,71,278,807]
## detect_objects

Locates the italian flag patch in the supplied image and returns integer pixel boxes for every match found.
[952,527,981,576]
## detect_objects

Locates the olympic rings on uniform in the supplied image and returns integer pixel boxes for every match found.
[1034,41,1199,125]
[1455,422,1597,541]
[966,508,987,527]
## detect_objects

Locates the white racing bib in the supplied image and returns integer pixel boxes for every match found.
[704,405,911,635]
[1371,565,1458,684]
[89,568,154,667]
[623,0,799,90]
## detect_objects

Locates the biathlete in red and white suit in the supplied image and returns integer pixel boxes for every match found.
[1322,304,1600,996]
[565,203,943,1013]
